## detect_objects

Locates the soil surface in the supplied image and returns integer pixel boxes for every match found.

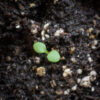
[0,0,100,100]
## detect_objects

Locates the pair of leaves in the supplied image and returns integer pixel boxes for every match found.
[33,42,60,63]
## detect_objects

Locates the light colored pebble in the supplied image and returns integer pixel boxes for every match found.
[54,28,64,36]
[95,14,100,19]
[70,47,75,54]
[43,22,50,30]
[62,65,67,70]
[77,69,82,74]
[54,0,58,4]
[93,40,98,45]
[56,89,63,95]
[91,45,96,49]
[35,57,40,64]
[31,28,38,34]
[31,24,39,34]
[71,85,77,91]
[77,78,81,83]
[29,3,36,8]
[6,56,11,62]
[47,29,50,32]
[96,82,99,86]
[87,27,93,33]
[89,70,97,76]
[80,76,91,88]
[16,24,20,29]
[41,30,45,36]
[35,85,39,90]
[30,20,35,24]
[90,34,95,39]
[89,70,97,81]
[61,56,65,60]
[80,28,84,32]
[88,57,93,63]
[42,36,45,41]
[21,11,25,15]
[27,59,31,64]
[64,89,70,95]
[50,80,56,88]
[45,34,50,38]
[93,19,96,27]
[63,68,72,78]
[71,57,77,63]
[36,67,46,77]
[77,55,80,58]
[87,54,90,57]
[40,91,45,95]
[91,87,95,92]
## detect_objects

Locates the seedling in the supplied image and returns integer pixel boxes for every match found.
[33,42,47,54]
[47,50,60,63]
[33,42,60,63]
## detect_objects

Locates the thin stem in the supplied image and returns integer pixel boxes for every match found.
[45,50,49,54]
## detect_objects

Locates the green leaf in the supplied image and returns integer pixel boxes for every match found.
[33,42,47,54]
[47,50,60,63]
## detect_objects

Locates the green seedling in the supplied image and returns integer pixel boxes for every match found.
[33,42,47,54]
[33,42,60,63]
[47,50,60,63]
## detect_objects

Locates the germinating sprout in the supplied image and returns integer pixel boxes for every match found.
[33,42,60,63]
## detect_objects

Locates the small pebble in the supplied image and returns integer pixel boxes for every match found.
[80,28,84,32]
[40,91,45,95]
[77,78,81,83]
[56,89,63,95]
[62,65,67,70]
[89,70,97,81]
[43,22,50,30]
[42,36,45,41]
[27,59,31,64]
[6,56,11,62]
[88,57,93,63]
[89,34,95,39]
[69,47,75,54]
[29,3,36,8]
[87,54,90,57]
[80,76,91,88]
[31,24,39,34]
[21,11,25,15]
[61,56,65,60]
[93,40,98,45]
[77,69,82,74]
[45,34,50,38]
[54,0,58,4]
[16,24,20,29]
[64,89,70,95]
[89,70,97,76]
[91,87,95,92]
[36,67,46,77]
[50,80,56,88]
[91,45,96,49]
[87,28,93,33]
[54,28,64,36]
[63,68,72,78]
[41,30,45,36]
[35,85,39,90]
[71,57,77,63]
[35,57,40,64]
[71,85,77,91]
[93,19,96,27]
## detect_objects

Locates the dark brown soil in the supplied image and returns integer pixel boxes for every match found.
[0,0,100,100]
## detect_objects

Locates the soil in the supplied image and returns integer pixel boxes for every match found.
[0,0,100,100]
